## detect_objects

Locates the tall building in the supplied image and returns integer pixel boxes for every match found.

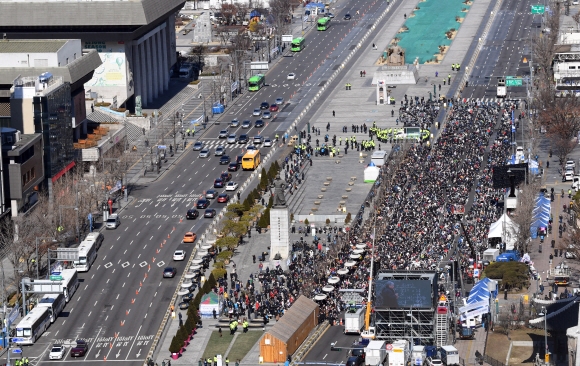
[0,0,187,108]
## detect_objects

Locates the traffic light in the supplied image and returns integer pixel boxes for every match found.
[330,342,341,351]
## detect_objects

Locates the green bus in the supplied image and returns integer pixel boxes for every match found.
[291,37,305,52]
[317,17,331,31]
[248,74,265,91]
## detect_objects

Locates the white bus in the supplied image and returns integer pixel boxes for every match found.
[37,293,66,323]
[13,307,51,345]
[74,240,97,272]
[33,269,79,302]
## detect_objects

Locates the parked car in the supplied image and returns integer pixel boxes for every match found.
[106,214,120,229]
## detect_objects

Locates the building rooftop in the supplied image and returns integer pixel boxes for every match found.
[4,133,42,156]
[0,49,102,87]
[0,40,67,53]
[0,0,186,27]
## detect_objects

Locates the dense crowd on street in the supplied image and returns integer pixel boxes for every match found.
[215,98,518,327]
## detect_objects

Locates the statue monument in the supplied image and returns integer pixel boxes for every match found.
[269,174,290,264]
[272,174,287,207]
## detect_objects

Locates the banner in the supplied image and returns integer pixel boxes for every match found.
[459,300,488,314]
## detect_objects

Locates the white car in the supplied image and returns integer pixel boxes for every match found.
[225,181,239,191]
[173,250,186,261]
[49,344,66,360]
[193,141,204,151]
[275,97,284,105]
[426,357,443,366]
[252,108,261,116]
[287,73,296,80]
[564,171,574,182]
[264,138,273,147]
[227,134,237,144]
[566,160,576,169]
[263,111,272,119]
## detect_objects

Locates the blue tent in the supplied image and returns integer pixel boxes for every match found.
[305,2,325,9]
[530,194,550,238]
[250,10,261,18]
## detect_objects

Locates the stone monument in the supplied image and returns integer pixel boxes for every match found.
[269,175,290,264]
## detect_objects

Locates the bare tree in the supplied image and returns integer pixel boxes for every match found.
[269,0,291,42]
[510,180,541,253]
[221,3,238,25]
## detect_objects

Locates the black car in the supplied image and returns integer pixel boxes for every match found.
[204,209,217,218]
[238,134,248,143]
[221,172,232,182]
[344,13,351,20]
[351,345,365,360]
[236,155,243,165]
[186,208,199,219]
[260,101,269,109]
[214,178,224,188]
[163,267,177,278]
[196,198,209,209]
[346,356,363,366]
[255,119,264,128]
[219,155,231,164]
[228,162,239,171]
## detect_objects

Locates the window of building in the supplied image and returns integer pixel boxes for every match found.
[570,66,577,70]
[30,167,35,180]
[20,145,35,164]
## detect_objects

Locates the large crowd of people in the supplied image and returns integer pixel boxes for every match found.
[216,98,517,328]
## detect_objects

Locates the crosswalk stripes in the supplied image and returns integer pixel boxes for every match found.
[198,139,274,150]
[459,97,524,104]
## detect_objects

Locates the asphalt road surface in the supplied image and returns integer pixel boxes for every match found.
[11,0,389,364]
[463,0,538,100]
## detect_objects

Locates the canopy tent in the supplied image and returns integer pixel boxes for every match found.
[305,2,325,9]
[530,194,551,238]
[488,213,519,250]
[364,163,380,183]
[250,10,261,18]
[199,292,221,317]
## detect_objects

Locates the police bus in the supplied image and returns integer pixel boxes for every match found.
[13,307,51,345]
[37,293,66,323]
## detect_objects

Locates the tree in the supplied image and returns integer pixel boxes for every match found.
[221,3,238,25]
[509,180,541,253]
[216,236,239,251]
[226,203,245,217]
[169,335,181,354]
[260,168,268,189]
[178,325,189,345]
[216,250,234,262]
[221,220,247,238]
[269,0,291,43]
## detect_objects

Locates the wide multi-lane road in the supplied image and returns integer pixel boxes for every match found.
[463,0,538,101]
[14,0,390,365]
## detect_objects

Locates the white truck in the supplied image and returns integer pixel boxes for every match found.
[344,307,365,334]
[410,345,425,366]
[386,339,410,366]
[365,340,386,365]
[482,248,499,262]
[440,345,460,365]
[179,63,193,78]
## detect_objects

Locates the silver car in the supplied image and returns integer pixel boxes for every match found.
[218,129,229,138]
[193,141,204,151]
[230,119,240,127]
[227,134,237,144]
[264,137,272,147]
[215,146,226,156]
[252,108,261,116]
[263,111,272,119]
[199,149,210,158]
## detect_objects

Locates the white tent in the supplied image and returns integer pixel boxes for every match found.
[488,213,519,250]
[364,163,380,183]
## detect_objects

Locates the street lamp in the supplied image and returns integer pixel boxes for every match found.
[35,237,56,279]
[538,306,549,363]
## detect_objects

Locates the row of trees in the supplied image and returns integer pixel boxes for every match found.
[0,142,132,292]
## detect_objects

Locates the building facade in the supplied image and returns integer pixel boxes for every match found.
[0,0,186,108]
[1,127,44,217]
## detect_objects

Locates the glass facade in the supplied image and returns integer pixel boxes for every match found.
[33,83,74,178]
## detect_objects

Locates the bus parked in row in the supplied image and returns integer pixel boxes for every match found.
[13,307,51,345]
[37,293,66,323]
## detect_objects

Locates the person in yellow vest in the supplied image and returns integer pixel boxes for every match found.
[243,320,249,333]
[214,355,218,365]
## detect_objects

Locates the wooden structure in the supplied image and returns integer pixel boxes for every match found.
[259,296,319,363]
